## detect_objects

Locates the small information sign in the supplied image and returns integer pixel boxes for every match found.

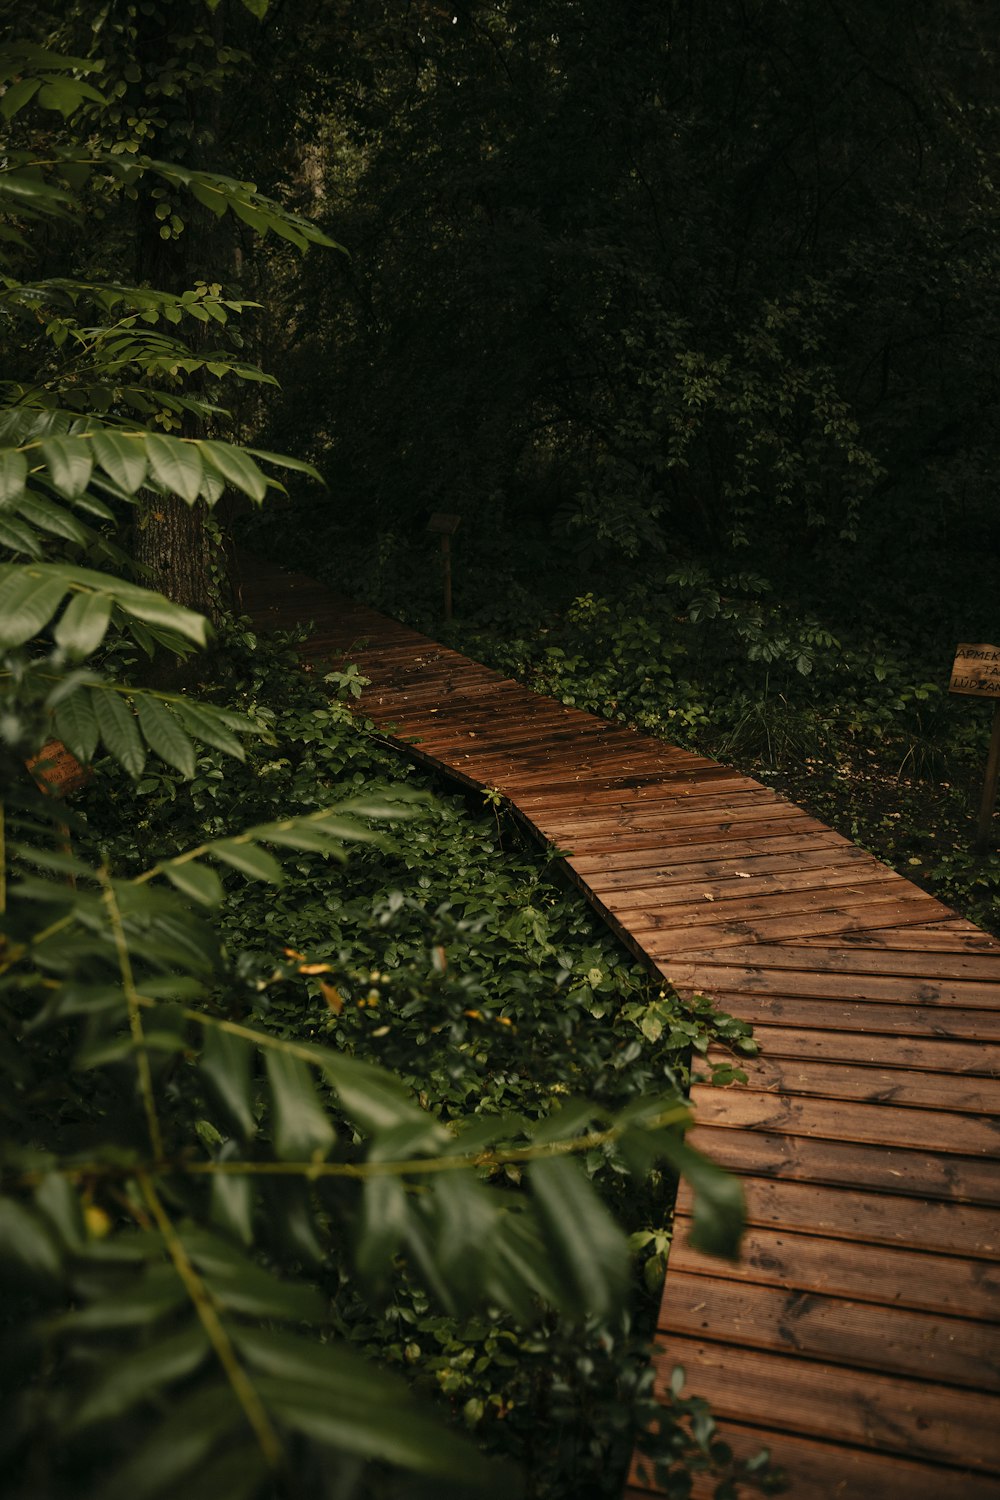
[949,644,1000,851]
[426,512,461,536]
[949,644,1000,699]
[26,740,92,798]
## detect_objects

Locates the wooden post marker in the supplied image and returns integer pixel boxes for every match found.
[426,512,461,622]
[949,644,1000,853]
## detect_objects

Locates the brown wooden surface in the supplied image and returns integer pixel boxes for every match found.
[240,557,1000,1500]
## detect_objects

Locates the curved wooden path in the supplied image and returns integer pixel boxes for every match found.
[240,556,1000,1500]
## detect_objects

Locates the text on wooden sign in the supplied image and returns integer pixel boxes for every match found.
[949,644,1000,699]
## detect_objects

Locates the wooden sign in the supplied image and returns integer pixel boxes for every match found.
[949,644,1000,698]
[949,646,1000,852]
[426,512,461,536]
[26,740,92,798]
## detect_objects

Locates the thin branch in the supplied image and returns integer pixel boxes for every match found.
[98,865,163,1162]
[138,1171,285,1474]
[10,1102,692,1188]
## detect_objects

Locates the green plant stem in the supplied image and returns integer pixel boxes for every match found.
[0,800,5,916]
[137,1170,285,1475]
[98,865,163,1162]
[10,1101,692,1189]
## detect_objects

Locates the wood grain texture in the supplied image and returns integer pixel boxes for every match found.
[239,555,1000,1499]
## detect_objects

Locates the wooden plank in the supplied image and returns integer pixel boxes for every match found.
[685,1124,1000,1203]
[672,989,1000,1042]
[658,960,1000,1007]
[567,830,852,872]
[668,1223,1000,1320]
[630,1425,1000,1500]
[741,1023,1000,1076]
[793,925,998,951]
[558,815,832,856]
[642,896,953,952]
[647,1339,1000,1471]
[659,1271,1000,1389]
[589,845,877,891]
[540,793,791,835]
[691,1086,999,1156]
[726,1052,1000,1113]
[620,878,923,931]
[663,942,1000,982]
[596,865,901,912]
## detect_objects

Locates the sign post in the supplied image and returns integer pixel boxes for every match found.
[949,644,1000,853]
[425,512,461,622]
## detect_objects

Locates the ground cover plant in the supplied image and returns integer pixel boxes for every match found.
[0,20,778,1500]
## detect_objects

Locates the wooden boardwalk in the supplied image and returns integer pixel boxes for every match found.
[240,557,1000,1499]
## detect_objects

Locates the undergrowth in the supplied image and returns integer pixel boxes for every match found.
[75,619,772,1500]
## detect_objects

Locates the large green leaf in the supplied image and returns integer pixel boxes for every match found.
[91,428,148,493]
[40,435,93,499]
[656,1134,745,1260]
[528,1156,629,1322]
[16,491,91,544]
[209,838,284,884]
[355,1174,410,1293]
[264,1050,336,1161]
[200,1028,257,1140]
[197,440,268,503]
[68,1322,210,1430]
[52,589,113,658]
[146,434,204,505]
[0,1197,64,1285]
[0,447,27,504]
[0,567,67,646]
[53,685,99,763]
[253,1374,512,1488]
[180,1228,328,1321]
[173,699,247,759]
[135,695,196,777]
[319,1051,434,1137]
[92,689,145,776]
[164,859,224,907]
[49,1265,188,1331]
[100,1384,244,1500]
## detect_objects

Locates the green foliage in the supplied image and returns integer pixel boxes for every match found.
[0,26,773,1500]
